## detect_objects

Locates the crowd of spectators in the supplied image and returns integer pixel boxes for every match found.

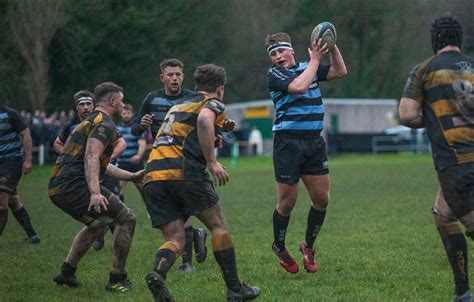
[20,109,76,162]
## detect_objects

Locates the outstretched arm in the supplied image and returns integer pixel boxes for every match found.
[19,128,32,174]
[326,45,347,80]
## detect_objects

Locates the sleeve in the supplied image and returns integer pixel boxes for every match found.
[316,64,331,82]
[402,63,424,103]
[89,121,115,147]
[204,98,226,128]
[57,121,72,143]
[7,108,27,133]
[267,67,298,93]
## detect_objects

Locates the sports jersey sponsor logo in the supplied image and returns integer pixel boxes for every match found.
[452,116,468,126]
[309,82,319,89]
[152,135,173,147]
[455,61,473,74]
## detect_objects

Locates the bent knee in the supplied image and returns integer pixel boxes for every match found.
[311,196,329,210]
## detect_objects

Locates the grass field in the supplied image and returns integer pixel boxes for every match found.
[0,154,463,301]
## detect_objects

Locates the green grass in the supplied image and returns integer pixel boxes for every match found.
[0,154,461,301]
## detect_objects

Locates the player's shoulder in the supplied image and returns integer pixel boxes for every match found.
[0,105,19,116]
[181,88,196,97]
[143,89,165,101]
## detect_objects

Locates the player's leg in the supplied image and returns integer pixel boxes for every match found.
[299,173,330,273]
[196,202,260,301]
[271,134,301,273]
[0,192,9,235]
[8,194,40,243]
[119,180,127,202]
[433,190,470,298]
[178,218,196,273]
[146,218,184,302]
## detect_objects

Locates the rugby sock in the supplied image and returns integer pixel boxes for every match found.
[12,207,37,238]
[61,262,77,277]
[441,233,469,295]
[182,226,194,264]
[109,271,127,283]
[212,233,241,292]
[304,206,326,248]
[0,208,8,235]
[153,241,180,280]
[273,209,290,251]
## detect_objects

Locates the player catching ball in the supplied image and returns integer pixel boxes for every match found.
[265,28,347,274]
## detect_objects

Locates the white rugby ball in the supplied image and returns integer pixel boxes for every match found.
[310,22,337,50]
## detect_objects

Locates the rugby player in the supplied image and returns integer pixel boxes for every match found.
[49,82,141,292]
[399,15,474,301]
[0,105,39,244]
[143,64,260,301]
[132,58,208,272]
[265,32,347,273]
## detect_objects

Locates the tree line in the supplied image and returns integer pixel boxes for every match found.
[0,0,472,112]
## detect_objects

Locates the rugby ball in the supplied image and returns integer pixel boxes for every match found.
[310,22,337,50]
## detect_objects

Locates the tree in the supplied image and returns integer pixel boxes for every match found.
[6,0,68,111]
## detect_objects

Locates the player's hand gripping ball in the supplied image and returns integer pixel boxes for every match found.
[311,22,337,50]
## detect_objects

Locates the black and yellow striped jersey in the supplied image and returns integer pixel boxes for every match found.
[144,93,226,183]
[403,51,474,171]
[48,110,119,196]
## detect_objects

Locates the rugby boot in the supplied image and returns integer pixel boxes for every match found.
[271,241,298,274]
[53,271,79,288]
[452,291,474,302]
[177,262,196,273]
[227,282,261,301]
[299,240,318,273]
[194,227,208,263]
[106,272,132,293]
[146,271,174,302]
[25,235,40,244]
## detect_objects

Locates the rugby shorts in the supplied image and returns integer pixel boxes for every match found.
[438,163,474,219]
[143,180,219,228]
[273,133,329,184]
[0,159,23,195]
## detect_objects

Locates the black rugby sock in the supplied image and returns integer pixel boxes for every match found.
[61,262,77,277]
[304,206,326,248]
[0,208,8,235]
[12,207,37,238]
[153,242,180,280]
[273,209,290,251]
[212,233,241,292]
[182,226,193,264]
[442,233,469,295]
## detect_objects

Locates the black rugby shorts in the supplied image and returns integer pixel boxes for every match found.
[273,133,329,184]
[143,180,219,228]
[438,163,474,219]
[0,159,23,195]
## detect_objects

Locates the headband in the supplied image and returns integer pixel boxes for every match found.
[266,42,293,55]
[76,96,94,105]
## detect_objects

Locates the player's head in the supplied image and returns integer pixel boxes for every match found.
[73,90,95,120]
[265,32,295,68]
[160,58,184,96]
[431,15,463,54]
[122,103,134,123]
[193,64,226,100]
[94,81,124,117]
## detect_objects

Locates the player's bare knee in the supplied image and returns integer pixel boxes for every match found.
[7,195,22,211]
[432,208,462,236]
[311,196,329,210]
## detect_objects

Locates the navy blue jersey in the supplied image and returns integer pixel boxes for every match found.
[0,106,27,161]
[267,62,330,136]
[57,115,81,144]
[132,88,197,138]
[117,122,146,164]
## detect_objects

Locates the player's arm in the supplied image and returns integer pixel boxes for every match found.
[106,163,144,182]
[326,45,347,80]
[111,137,126,160]
[288,39,328,94]
[53,137,65,154]
[84,137,108,212]
[399,97,424,128]
[131,97,153,135]
[132,137,147,163]
[399,64,424,128]
[19,128,32,174]
[197,108,228,186]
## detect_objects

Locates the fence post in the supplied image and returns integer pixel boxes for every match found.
[39,144,45,166]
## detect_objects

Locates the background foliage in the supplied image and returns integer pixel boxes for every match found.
[0,0,472,112]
